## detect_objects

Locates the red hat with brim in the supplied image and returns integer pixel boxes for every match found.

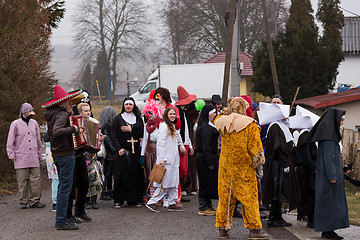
[175,86,197,106]
[41,85,82,109]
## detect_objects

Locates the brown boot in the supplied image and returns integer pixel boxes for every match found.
[218,228,230,239]
[249,229,269,240]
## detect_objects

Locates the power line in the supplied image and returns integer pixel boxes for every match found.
[340,6,360,18]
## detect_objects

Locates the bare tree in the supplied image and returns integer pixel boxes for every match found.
[160,0,289,63]
[74,0,150,96]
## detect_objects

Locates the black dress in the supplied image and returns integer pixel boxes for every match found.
[111,114,144,205]
[195,123,219,210]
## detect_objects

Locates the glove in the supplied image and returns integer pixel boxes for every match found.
[284,167,290,174]
[139,155,145,167]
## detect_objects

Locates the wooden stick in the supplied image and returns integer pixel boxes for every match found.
[290,86,300,112]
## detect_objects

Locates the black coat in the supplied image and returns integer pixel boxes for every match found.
[101,122,117,161]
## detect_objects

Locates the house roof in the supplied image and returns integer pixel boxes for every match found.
[295,88,360,109]
[203,52,253,76]
[341,17,360,53]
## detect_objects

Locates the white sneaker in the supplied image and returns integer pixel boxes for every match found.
[190,192,197,195]
[163,199,169,208]
[181,191,187,196]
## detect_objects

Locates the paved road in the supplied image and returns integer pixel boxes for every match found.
[0,181,359,240]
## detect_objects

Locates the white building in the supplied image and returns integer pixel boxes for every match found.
[337,17,360,89]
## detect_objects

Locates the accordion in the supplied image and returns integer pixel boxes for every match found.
[69,115,101,153]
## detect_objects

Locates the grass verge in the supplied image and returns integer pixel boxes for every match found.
[91,101,123,119]
[0,175,17,196]
[346,186,360,225]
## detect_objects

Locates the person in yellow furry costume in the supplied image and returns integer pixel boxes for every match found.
[214,97,268,240]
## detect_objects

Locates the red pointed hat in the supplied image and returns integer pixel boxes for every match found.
[175,86,196,106]
[41,85,82,109]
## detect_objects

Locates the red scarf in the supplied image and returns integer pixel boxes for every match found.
[146,117,161,134]
[145,116,161,153]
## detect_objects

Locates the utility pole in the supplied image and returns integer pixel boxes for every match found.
[230,0,241,97]
[261,0,280,95]
[222,0,236,104]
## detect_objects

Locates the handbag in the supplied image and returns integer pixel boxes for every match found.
[149,164,166,184]
[146,164,167,197]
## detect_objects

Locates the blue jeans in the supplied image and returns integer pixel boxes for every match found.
[53,155,75,225]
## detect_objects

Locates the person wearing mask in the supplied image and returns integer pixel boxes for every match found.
[153,87,181,130]
[141,100,163,195]
[7,103,45,209]
[215,97,268,240]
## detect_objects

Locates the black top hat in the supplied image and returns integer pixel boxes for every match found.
[211,94,223,104]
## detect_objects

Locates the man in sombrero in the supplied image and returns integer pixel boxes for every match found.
[42,85,82,230]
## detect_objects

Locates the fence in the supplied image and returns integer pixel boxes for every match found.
[341,128,360,180]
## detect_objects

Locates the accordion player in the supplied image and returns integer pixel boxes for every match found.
[69,115,101,153]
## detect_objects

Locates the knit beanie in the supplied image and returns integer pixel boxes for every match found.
[19,103,34,118]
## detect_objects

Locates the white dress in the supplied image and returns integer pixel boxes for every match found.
[154,122,180,188]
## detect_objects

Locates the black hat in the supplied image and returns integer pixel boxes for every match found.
[211,94,223,104]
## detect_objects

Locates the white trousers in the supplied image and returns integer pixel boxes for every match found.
[147,187,178,206]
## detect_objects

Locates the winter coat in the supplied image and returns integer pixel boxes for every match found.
[44,106,77,157]
[6,118,42,169]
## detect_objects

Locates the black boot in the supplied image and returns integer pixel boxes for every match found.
[100,192,112,201]
[321,231,343,240]
[91,195,98,209]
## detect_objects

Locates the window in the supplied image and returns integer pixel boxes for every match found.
[140,82,156,94]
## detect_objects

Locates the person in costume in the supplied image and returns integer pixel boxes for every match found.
[289,106,320,228]
[306,108,349,240]
[141,100,163,194]
[77,103,105,210]
[210,94,223,115]
[258,101,300,228]
[111,97,144,208]
[42,85,81,230]
[154,87,181,130]
[99,107,118,200]
[195,104,218,216]
[174,86,196,203]
[63,102,92,223]
[214,97,268,240]
[44,127,59,212]
[182,100,200,196]
[145,107,184,213]
[7,103,45,209]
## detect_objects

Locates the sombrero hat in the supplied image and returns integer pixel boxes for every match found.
[42,85,82,109]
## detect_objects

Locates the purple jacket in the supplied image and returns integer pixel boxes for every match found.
[6,118,42,169]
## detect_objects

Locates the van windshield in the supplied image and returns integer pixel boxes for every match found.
[140,82,156,94]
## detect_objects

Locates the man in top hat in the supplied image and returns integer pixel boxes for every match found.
[175,86,196,203]
[210,94,224,115]
[7,103,45,209]
[42,85,82,230]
